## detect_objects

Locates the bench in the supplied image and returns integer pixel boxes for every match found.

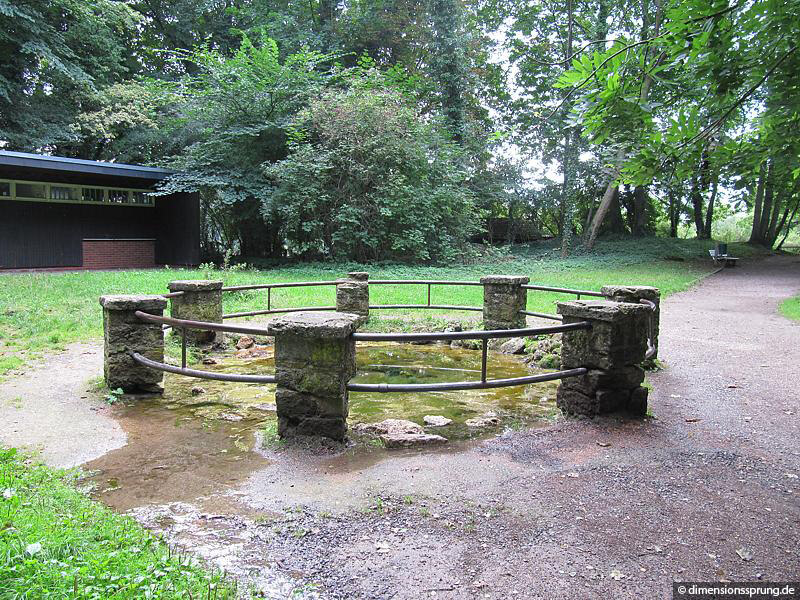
[709,249,739,267]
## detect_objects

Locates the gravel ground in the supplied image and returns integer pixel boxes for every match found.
[0,343,125,467]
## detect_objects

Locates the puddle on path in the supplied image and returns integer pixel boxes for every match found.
[82,343,559,597]
[86,343,557,511]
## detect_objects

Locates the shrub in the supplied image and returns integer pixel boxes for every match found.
[267,87,479,262]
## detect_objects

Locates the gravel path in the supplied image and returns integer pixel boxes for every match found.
[0,343,125,467]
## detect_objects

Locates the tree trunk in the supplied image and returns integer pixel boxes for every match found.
[607,187,626,233]
[668,189,680,237]
[690,172,705,238]
[776,196,800,250]
[631,185,649,236]
[749,163,766,243]
[560,0,575,257]
[586,1,663,249]
[754,161,775,245]
[703,176,718,239]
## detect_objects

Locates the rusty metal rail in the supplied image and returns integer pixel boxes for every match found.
[347,367,588,392]
[131,351,276,384]
[146,278,608,393]
[350,321,589,342]
[134,305,592,392]
[206,278,602,320]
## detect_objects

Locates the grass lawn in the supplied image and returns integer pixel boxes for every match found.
[0,447,237,599]
[0,238,763,375]
[779,295,800,322]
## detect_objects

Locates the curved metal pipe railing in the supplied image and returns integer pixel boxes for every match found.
[350,321,590,342]
[204,277,603,320]
[136,310,273,337]
[522,284,605,299]
[131,352,276,384]
[142,277,618,393]
[347,368,588,392]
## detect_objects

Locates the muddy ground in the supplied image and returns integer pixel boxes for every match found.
[1,254,798,599]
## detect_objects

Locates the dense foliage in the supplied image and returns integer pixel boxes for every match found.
[269,86,477,261]
[1,0,798,259]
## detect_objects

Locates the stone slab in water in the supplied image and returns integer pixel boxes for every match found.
[380,432,448,448]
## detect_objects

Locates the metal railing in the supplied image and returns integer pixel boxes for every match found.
[131,308,592,391]
[160,278,603,322]
[140,277,655,392]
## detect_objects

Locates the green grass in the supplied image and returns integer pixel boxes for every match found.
[0,447,237,599]
[0,238,762,374]
[779,295,800,322]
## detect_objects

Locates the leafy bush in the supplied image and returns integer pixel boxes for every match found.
[268,87,479,262]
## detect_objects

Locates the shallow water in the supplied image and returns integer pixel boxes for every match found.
[163,342,559,436]
[85,343,558,511]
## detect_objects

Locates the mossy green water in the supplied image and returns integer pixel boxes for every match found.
[163,343,558,439]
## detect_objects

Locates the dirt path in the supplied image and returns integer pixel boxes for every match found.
[0,343,125,467]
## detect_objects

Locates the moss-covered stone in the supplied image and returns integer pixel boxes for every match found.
[556,300,650,417]
[481,275,529,330]
[100,294,166,394]
[168,280,223,344]
[269,311,359,441]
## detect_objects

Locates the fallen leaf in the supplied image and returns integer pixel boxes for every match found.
[25,542,42,556]
[736,547,753,561]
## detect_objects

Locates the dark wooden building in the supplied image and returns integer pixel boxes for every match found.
[0,151,200,270]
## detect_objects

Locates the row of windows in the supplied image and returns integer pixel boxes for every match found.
[0,179,154,206]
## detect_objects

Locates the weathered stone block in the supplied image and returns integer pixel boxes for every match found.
[168,280,223,344]
[481,275,530,330]
[336,280,369,322]
[268,312,360,441]
[100,294,166,394]
[601,285,660,363]
[559,301,649,370]
[556,299,651,417]
[627,386,649,415]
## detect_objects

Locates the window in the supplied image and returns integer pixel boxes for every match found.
[0,179,154,207]
[131,191,153,205]
[15,182,46,199]
[108,189,129,203]
[82,187,104,202]
[50,185,81,201]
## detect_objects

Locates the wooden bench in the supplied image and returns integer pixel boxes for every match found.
[709,249,739,267]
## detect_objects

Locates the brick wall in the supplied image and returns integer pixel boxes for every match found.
[82,239,156,269]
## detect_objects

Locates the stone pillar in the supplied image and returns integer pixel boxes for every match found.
[481,275,530,330]
[99,295,166,394]
[556,300,650,416]
[267,312,360,441]
[167,280,223,344]
[601,285,661,364]
[336,272,369,324]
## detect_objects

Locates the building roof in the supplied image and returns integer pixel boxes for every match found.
[0,150,173,181]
